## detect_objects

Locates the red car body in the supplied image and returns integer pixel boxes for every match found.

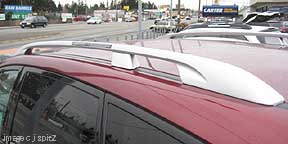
[73,15,87,22]
[1,39,288,144]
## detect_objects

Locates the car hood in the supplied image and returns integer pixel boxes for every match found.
[87,19,95,22]
[20,20,31,23]
[122,39,288,101]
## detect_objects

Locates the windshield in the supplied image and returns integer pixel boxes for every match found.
[24,17,34,21]
[91,17,99,20]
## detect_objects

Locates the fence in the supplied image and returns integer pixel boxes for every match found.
[83,29,169,42]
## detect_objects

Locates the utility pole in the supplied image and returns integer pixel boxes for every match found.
[170,0,172,32]
[170,0,172,20]
[198,0,201,22]
[85,0,87,15]
[77,0,80,16]
[116,0,118,22]
[177,0,180,24]
[138,0,142,39]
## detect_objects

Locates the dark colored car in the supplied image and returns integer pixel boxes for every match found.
[0,40,288,144]
[20,16,48,28]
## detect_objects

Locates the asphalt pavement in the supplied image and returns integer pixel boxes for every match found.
[0,20,154,52]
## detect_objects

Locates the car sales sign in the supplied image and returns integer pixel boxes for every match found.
[4,5,32,13]
[0,14,5,21]
[202,5,238,17]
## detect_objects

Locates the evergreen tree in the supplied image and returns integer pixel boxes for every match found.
[57,3,63,12]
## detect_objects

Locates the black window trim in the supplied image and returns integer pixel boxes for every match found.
[9,66,105,144]
[0,65,24,140]
[101,93,207,144]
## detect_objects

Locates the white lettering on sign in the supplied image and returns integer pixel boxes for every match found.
[5,5,32,12]
[0,14,5,21]
[15,6,32,11]
[203,8,223,13]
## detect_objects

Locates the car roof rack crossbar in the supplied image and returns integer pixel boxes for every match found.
[16,41,285,106]
[165,31,288,46]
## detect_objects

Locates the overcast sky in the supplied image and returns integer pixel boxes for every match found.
[53,0,249,10]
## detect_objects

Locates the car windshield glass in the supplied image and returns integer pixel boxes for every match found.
[24,17,34,21]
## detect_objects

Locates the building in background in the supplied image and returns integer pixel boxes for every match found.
[239,6,251,18]
[250,0,288,13]
[94,10,124,22]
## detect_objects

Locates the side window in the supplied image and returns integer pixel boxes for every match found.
[0,70,19,130]
[105,104,183,144]
[12,72,56,137]
[12,71,102,144]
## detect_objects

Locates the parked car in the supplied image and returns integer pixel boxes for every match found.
[183,22,252,31]
[163,25,287,45]
[150,20,178,33]
[19,16,48,28]
[242,12,288,29]
[87,17,102,24]
[280,21,288,33]
[0,40,288,144]
[242,12,282,24]
[73,15,87,22]
[124,17,136,22]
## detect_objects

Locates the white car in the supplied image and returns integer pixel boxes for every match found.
[87,17,102,24]
[125,17,136,22]
[242,12,281,24]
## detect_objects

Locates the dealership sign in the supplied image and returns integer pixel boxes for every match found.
[202,5,238,17]
[4,5,32,13]
[61,13,73,19]
[11,13,29,19]
[0,14,5,21]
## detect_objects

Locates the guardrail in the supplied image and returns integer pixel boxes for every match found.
[82,29,168,42]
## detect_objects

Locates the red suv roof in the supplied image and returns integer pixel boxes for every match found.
[2,53,288,144]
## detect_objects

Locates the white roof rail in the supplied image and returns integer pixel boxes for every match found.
[17,41,285,106]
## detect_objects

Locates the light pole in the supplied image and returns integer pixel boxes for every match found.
[85,0,87,15]
[198,0,201,22]
[170,0,172,20]
[170,0,172,32]
[116,0,118,22]
[177,0,180,24]
[138,0,142,39]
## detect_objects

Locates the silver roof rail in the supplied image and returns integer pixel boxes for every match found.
[17,41,285,106]
[164,31,288,38]
[162,31,288,46]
